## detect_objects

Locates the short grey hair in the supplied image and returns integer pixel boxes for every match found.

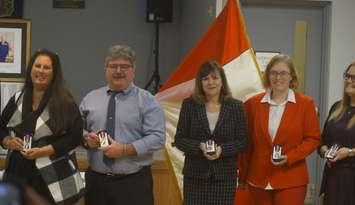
[104,45,136,67]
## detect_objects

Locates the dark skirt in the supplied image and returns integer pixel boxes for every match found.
[321,165,355,205]
[3,151,55,204]
[183,176,236,205]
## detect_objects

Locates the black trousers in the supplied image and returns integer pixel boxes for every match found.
[183,175,236,205]
[85,166,154,205]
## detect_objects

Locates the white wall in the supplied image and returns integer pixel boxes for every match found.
[326,0,355,108]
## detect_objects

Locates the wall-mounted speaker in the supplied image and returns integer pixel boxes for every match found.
[146,0,173,23]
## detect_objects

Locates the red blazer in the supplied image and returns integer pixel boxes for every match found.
[239,91,320,189]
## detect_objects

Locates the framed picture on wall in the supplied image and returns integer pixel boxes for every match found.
[0,18,31,82]
[255,51,280,73]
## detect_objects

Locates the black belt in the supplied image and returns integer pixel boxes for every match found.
[88,166,150,179]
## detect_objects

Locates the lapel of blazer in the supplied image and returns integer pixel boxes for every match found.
[273,101,297,143]
[197,102,212,137]
[212,101,227,135]
[259,102,273,146]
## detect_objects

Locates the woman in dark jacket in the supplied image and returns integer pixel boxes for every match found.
[318,62,355,205]
[0,49,84,204]
[174,60,248,205]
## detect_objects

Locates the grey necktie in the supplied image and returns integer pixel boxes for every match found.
[103,90,119,167]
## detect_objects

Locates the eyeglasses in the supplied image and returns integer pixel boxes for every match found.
[269,71,290,78]
[343,73,355,82]
[106,63,132,71]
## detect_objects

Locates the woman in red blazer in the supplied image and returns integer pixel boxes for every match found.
[238,54,321,205]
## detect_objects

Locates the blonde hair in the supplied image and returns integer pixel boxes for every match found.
[262,54,299,89]
[328,62,355,129]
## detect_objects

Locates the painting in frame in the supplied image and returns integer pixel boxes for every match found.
[255,51,280,73]
[0,18,30,82]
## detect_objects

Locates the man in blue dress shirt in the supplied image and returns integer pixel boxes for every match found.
[80,45,166,205]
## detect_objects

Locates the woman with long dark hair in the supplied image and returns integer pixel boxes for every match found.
[0,49,84,204]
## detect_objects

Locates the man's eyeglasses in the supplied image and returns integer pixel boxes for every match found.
[269,71,290,79]
[343,72,355,82]
[106,64,132,71]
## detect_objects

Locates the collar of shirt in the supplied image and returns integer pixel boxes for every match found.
[106,83,135,96]
[260,89,296,105]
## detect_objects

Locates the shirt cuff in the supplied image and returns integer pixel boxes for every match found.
[83,129,89,136]
[132,140,148,156]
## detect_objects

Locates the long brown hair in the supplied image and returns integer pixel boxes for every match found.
[193,60,232,104]
[23,49,76,135]
[329,62,355,129]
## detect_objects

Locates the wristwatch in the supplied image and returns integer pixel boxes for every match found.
[348,148,355,157]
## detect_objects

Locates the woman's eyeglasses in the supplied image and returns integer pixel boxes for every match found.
[269,71,290,79]
[343,73,355,82]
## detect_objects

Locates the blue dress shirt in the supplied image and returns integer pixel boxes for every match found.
[79,84,166,174]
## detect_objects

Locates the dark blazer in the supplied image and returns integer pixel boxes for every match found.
[174,97,248,179]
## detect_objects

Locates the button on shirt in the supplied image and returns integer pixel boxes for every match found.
[80,84,166,174]
[259,89,296,189]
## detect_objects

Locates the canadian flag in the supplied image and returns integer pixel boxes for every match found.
[156,0,263,204]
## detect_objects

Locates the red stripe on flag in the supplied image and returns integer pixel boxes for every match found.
[160,0,250,91]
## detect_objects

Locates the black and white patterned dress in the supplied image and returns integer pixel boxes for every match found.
[0,91,84,205]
